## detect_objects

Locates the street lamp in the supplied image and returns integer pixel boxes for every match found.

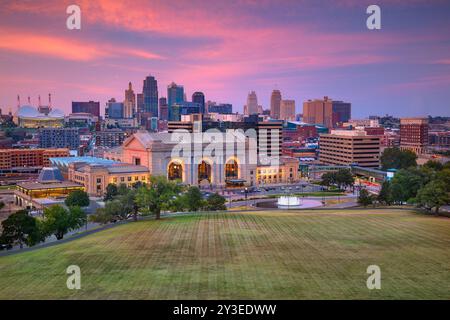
[245,187,248,208]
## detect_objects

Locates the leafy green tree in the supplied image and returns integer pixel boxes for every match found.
[320,169,353,191]
[205,193,227,211]
[182,186,205,212]
[89,208,113,224]
[135,176,181,219]
[336,169,354,190]
[358,188,373,208]
[320,172,336,190]
[65,190,90,207]
[380,147,417,170]
[423,160,443,172]
[390,168,430,204]
[0,201,4,210]
[0,210,43,249]
[377,180,393,205]
[436,169,450,192]
[415,180,449,214]
[43,205,86,240]
[117,183,129,196]
[104,183,118,201]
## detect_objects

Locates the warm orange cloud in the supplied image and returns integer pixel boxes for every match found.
[0,30,104,61]
[0,29,165,62]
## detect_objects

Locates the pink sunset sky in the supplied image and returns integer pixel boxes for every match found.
[0,0,449,117]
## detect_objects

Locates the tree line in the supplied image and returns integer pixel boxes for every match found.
[91,175,227,224]
[357,149,450,213]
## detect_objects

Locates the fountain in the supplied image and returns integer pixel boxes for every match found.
[272,195,323,210]
[277,196,302,209]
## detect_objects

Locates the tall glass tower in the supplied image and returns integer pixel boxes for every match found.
[142,75,158,117]
[192,91,205,114]
[167,82,184,120]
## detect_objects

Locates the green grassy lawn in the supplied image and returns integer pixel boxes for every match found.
[0,209,449,299]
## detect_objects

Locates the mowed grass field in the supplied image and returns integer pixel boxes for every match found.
[0,209,449,299]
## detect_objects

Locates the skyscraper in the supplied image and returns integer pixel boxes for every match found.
[136,93,144,114]
[280,100,296,121]
[105,98,124,119]
[245,91,258,115]
[124,82,136,119]
[192,92,205,114]
[167,82,184,120]
[270,90,282,119]
[142,75,158,117]
[303,96,351,128]
[159,97,169,121]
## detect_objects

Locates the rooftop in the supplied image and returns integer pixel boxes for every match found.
[50,156,120,167]
[17,181,83,190]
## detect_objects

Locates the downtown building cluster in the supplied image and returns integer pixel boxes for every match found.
[0,73,449,210]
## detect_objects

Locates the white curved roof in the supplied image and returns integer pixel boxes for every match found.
[17,105,40,117]
[17,105,65,119]
[48,109,64,118]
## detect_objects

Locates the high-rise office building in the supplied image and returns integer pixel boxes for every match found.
[245,91,258,115]
[280,100,295,121]
[105,98,124,119]
[136,93,144,114]
[143,75,158,117]
[167,82,184,120]
[159,97,169,121]
[124,82,136,119]
[400,117,429,154]
[270,90,282,119]
[303,96,351,128]
[72,101,100,117]
[192,92,205,114]
[319,130,381,168]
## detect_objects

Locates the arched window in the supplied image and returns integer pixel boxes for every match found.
[168,162,183,181]
[198,161,212,184]
[225,159,239,180]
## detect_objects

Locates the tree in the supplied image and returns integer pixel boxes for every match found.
[415,180,449,214]
[0,210,43,249]
[89,208,113,224]
[205,193,227,211]
[182,186,205,212]
[65,190,90,207]
[423,160,443,172]
[43,205,86,240]
[436,169,450,192]
[320,172,336,190]
[320,169,354,191]
[0,201,5,210]
[117,183,129,196]
[377,180,393,205]
[335,169,354,190]
[380,147,417,170]
[104,183,118,201]
[358,188,373,208]
[135,176,181,219]
[390,168,430,204]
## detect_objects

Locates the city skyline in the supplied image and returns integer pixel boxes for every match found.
[1,0,450,118]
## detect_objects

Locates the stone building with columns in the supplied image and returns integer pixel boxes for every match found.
[104,130,299,187]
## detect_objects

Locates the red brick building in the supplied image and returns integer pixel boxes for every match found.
[400,118,429,154]
[0,148,69,170]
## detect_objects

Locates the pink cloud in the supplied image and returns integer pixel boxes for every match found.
[0,28,165,62]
